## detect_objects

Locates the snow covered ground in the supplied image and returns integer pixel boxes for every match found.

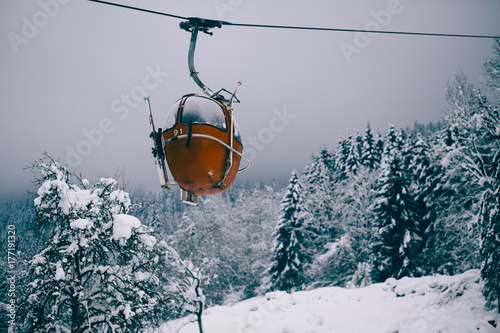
[160,270,498,333]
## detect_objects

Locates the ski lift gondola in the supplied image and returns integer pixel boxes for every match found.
[146,18,249,205]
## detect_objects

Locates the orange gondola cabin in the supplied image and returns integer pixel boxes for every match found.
[162,94,243,197]
[145,17,248,205]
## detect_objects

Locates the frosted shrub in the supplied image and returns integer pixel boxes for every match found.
[18,156,180,332]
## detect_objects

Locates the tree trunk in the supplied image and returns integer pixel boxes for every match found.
[196,311,204,333]
[71,298,84,333]
[194,277,204,333]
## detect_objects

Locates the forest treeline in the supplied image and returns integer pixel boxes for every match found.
[0,40,498,332]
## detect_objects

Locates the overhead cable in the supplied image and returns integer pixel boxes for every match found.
[87,0,500,39]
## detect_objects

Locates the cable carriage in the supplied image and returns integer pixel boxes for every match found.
[145,18,249,205]
[163,94,244,196]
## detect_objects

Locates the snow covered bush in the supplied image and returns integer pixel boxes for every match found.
[17,156,180,332]
[162,184,281,305]
[444,68,500,312]
[308,235,358,288]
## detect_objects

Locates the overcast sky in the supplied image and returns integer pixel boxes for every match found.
[1,0,499,195]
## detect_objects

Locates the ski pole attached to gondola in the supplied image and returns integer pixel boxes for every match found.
[144,96,172,189]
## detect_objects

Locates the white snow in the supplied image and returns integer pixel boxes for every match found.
[109,188,132,214]
[316,235,351,264]
[32,252,47,265]
[70,218,92,230]
[54,261,66,281]
[160,270,498,333]
[34,173,133,223]
[135,271,151,282]
[123,303,134,320]
[140,234,158,248]
[112,214,141,240]
[62,240,79,255]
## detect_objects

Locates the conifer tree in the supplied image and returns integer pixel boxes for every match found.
[375,132,385,163]
[370,126,423,283]
[346,132,362,175]
[383,124,399,154]
[302,146,337,250]
[479,191,500,311]
[267,171,310,292]
[303,145,335,189]
[408,138,442,238]
[361,122,379,169]
[355,131,364,163]
[335,135,352,180]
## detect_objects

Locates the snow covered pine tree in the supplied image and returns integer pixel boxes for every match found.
[301,146,336,252]
[361,122,381,169]
[18,156,178,332]
[370,125,424,283]
[266,171,310,292]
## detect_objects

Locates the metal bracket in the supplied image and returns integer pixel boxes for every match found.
[181,189,199,206]
[179,17,225,35]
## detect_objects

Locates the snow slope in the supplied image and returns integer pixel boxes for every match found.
[161,270,498,333]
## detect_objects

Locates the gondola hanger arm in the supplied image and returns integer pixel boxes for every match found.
[180,18,240,104]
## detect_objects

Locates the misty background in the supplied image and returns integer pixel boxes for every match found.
[1,0,499,195]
